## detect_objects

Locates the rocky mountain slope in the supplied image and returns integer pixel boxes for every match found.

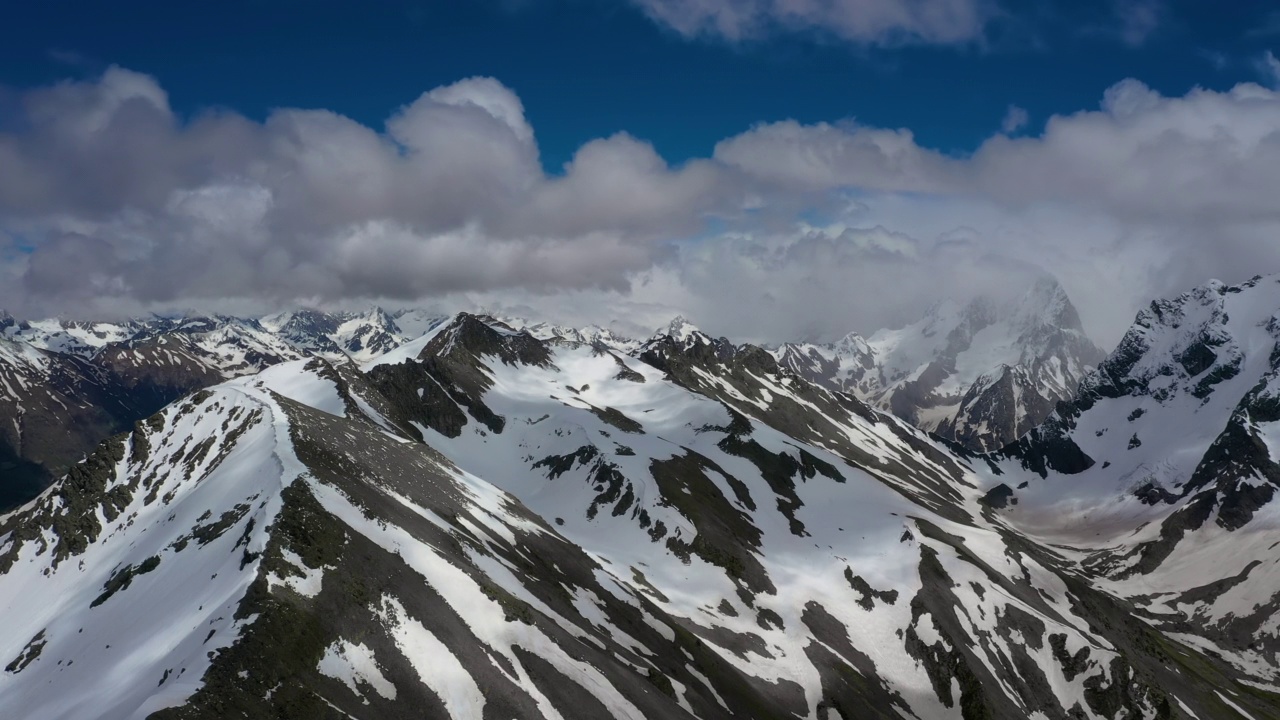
[986,275,1280,708]
[774,276,1105,453]
[3,301,1277,718]
[0,338,135,509]
[0,309,449,509]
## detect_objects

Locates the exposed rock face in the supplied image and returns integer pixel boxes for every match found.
[774,276,1105,452]
[260,307,435,363]
[935,364,1061,452]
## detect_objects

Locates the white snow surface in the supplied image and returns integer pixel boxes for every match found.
[0,381,303,720]
[251,360,347,417]
[317,640,397,702]
[2,277,1278,716]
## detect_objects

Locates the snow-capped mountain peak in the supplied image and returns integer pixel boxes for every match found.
[637,316,741,368]
[644,315,714,347]
[2,317,141,356]
[661,315,701,342]
[773,275,1105,452]
[831,330,873,357]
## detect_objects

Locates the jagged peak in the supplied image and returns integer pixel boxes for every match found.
[1005,274,1081,330]
[774,340,819,356]
[354,305,397,326]
[1076,273,1280,409]
[653,315,709,345]
[665,315,697,338]
[333,306,402,337]
[1131,274,1280,336]
[833,329,869,348]
[266,307,343,338]
[423,312,552,368]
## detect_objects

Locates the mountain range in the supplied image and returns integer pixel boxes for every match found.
[0,276,1278,718]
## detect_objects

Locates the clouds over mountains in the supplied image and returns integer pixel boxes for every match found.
[3,65,1280,344]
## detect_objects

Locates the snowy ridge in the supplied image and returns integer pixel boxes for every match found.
[0,378,298,719]
[3,318,142,357]
[0,305,629,512]
[0,308,449,508]
[482,313,641,354]
[0,337,51,382]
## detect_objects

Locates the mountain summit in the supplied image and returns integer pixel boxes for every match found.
[774,276,1105,452]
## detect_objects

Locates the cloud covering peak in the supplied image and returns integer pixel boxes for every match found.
[3,67,1280,348]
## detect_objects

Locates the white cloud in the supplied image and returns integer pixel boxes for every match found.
[1114,0,1162,46]
[1000,105,1028,134]
[0,68,736,316]
[1259,50,1280,88]
[626,0,991,45]
[714,79,1280,228]
[712,121,955,193]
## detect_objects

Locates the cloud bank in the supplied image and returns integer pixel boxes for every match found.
[3,67,1280,347]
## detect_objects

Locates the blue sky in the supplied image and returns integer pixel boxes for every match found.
[4,0,1278,171]
[2,1,1280,343]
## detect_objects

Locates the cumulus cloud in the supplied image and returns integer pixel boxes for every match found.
[1259,50,1280,88]
[4,67,1280,349]
[713,79,1280,227]
[1114,0,1162,46]
[690,78,1280,342]
[1000,105,1028,134]
[0,68,741,317]
[626,0,992,45]
[713,121,956,193]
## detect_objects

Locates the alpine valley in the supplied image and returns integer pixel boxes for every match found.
[1,275,1280,720]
